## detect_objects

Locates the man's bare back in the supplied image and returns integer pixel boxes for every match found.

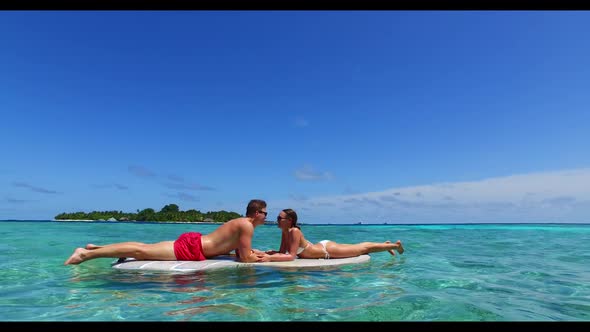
[200,217,256,259]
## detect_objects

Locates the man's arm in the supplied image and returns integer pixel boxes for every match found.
[235,222,262,263]
[241,248,265,255]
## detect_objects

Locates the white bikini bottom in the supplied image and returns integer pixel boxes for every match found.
[319,240,330,259]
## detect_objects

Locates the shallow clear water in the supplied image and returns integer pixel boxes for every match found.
[0,221,588,321]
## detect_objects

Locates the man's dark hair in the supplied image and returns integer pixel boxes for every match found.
[246,199,267,217]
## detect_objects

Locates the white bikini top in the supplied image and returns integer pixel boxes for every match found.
[288,240,313,255]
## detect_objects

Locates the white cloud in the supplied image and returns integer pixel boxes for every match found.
[276,168,590,224]
[294,165,334,181]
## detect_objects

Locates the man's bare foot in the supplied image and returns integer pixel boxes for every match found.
[64,247,88,265]
[395,240,404,254]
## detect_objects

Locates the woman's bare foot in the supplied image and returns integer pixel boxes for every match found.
[384,241,396,256]
[395,240,404,254]
[64,248,88,265]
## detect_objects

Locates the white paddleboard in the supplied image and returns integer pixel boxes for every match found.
[111,254,370,272]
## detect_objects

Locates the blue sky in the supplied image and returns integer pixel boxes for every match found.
[1,11,589,223]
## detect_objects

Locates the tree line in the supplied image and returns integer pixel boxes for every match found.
[54,203,242,223]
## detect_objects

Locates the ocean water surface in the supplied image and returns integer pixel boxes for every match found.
[0,221,588,321]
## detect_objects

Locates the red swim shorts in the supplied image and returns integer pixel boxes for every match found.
[174,232,207,261]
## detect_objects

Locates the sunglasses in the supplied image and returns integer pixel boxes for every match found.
[258,211,268,216]
[277,216,289,221]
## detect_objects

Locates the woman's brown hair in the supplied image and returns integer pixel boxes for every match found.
[282,208,299,229]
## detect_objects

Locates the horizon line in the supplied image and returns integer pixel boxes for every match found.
[0,219,588,226]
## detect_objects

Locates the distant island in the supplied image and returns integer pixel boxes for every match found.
[55,203,242,223]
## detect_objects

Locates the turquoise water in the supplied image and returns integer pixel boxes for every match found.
[0,221,589,321]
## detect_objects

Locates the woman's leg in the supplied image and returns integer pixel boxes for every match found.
[327,240,404,258]
[64,240,176,265]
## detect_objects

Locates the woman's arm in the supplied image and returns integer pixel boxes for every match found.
[265,233,287,255]
[287,228,304,257]
[266,252,296,262]
[258,231,300,262]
